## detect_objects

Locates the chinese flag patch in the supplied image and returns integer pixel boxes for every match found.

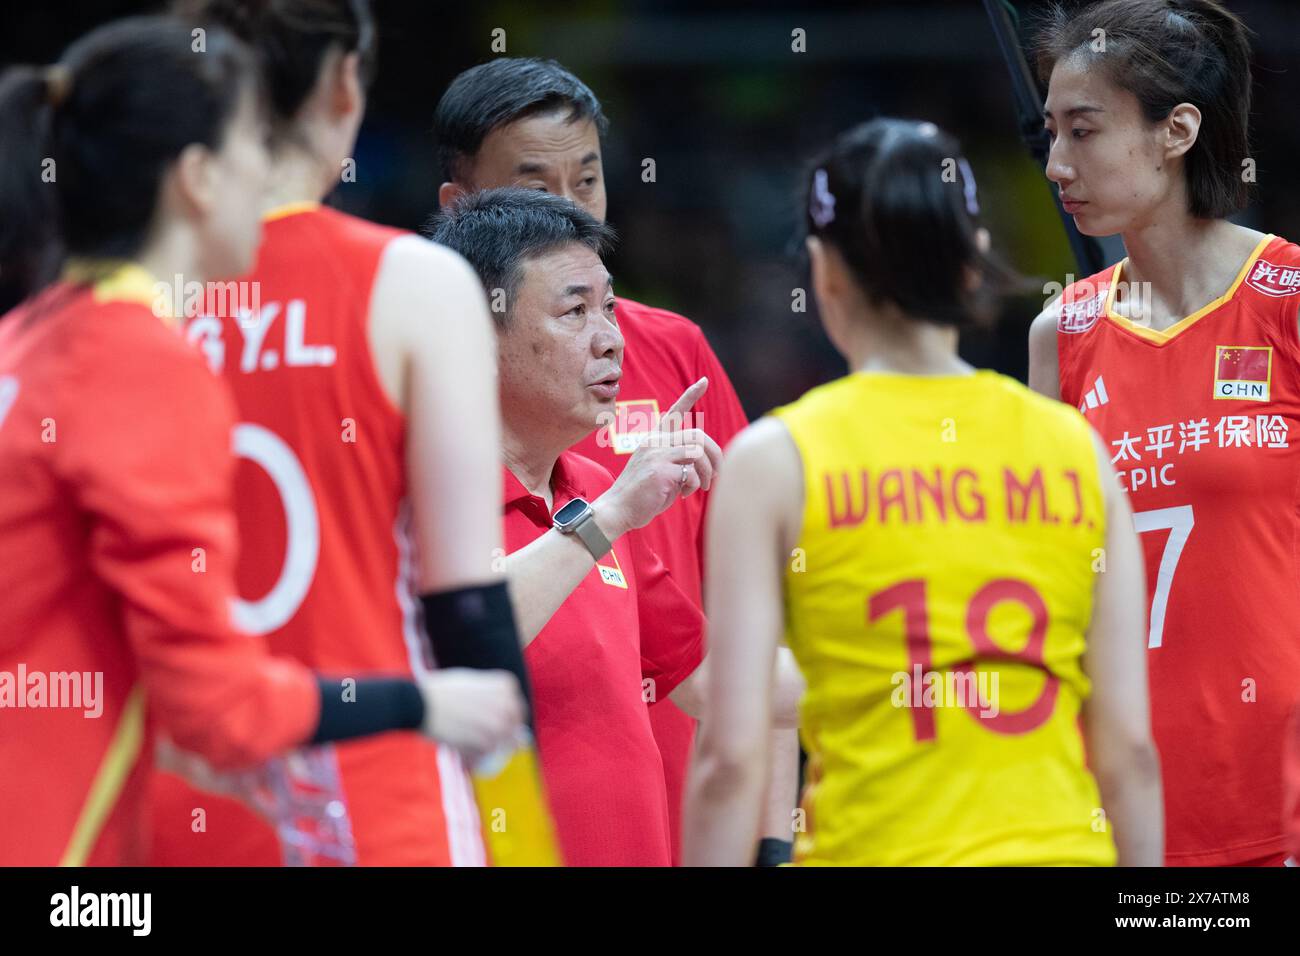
[1217,347,1270,381]
[1214,346,1272,401]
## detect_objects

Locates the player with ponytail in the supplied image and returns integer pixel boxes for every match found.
[0,15,523,866]
[686,118,1161,866]
[148,0,548,866]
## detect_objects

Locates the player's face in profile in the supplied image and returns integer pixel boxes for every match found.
[1044,53,1171,237]
[496,244,623,436]
[470,111,607,222]
[195,85,272,279]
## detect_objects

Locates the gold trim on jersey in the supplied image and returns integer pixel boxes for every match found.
[62,259,174,328]
[1103,233,1275,344]
[59,684,147,866]
[263,200,321,222]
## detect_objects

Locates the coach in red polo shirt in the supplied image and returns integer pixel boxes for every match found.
[430,187,744,866]
[434,58,800,865]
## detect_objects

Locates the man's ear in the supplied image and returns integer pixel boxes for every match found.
[333,49,363,119]
[438,181,468,211]
[1162,102,1202,161]
[170,142,216,217]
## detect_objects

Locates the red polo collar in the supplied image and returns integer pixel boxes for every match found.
[502,452,589,523]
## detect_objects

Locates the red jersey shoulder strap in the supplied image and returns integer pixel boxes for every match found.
[1240,235,1300,364]
[1055,264,1119,404]
[1239,235,1300,300]
[266,204,406,280]
[1057,264,1119,335]
[1239,236,1300,314]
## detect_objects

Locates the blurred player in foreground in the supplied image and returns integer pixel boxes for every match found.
[685,118,1162,866]
[149,0,541,866]
[433,57,798,865]
[0,16,522,866]
[1028,0,1300,866]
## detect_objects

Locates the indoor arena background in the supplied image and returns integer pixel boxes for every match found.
[4,0,1298,415]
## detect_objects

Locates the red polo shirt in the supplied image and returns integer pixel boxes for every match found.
[569,296,749,862]
[504,451,705,866]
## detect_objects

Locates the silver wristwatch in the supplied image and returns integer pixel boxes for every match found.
[552,497,613,560]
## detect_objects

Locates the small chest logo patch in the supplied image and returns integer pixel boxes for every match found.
[1244,259,1300,298]
[595,549,628,589]
[606,399,660,455]
[1214,346,1272,401]
[1058,290,1107,334]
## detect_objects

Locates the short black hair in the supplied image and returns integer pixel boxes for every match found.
[426,187,616,328]
[433,58,608,184]
[804,118,1015,327]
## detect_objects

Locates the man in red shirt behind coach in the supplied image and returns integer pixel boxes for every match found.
[434,58,800,865]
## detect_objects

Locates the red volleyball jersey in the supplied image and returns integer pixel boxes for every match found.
[0,269,318,866]
[1057,233,1300,865]
[148,204,482,866]
[569,297,749,863]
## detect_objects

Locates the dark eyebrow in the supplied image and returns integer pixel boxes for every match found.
[1044,105,1106,120]
[516,152,600,176]
[561,275,613,299]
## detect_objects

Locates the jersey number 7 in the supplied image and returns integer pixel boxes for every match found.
[1131,505,1194,650]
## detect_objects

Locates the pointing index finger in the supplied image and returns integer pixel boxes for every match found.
[662,377,708,430]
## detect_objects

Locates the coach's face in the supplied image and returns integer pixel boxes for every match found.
[443,111,607,222]
[497,243,623,442]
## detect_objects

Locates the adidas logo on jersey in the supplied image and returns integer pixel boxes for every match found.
[1058,290,1107,334]
[1078,375,1109,413]
[1244,259,1300,298]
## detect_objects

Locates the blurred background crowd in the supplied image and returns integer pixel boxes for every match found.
[6,0,1298,416]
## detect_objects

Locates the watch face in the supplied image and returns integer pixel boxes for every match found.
[553,497,590,527]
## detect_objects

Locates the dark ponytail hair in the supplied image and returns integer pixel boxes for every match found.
[176,0,376,136]
[1035,0,1253,220]
[0,16,257,302]
[0,68,61,301]
[804,118,1015,328]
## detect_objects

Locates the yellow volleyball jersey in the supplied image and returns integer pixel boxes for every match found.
[772,370,1116,866]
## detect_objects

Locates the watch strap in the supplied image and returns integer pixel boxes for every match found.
[572,511,613,560]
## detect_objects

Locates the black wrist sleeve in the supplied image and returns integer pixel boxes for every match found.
[421,581,533,723]
[309,677,423,745]
[754,837,793,868]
